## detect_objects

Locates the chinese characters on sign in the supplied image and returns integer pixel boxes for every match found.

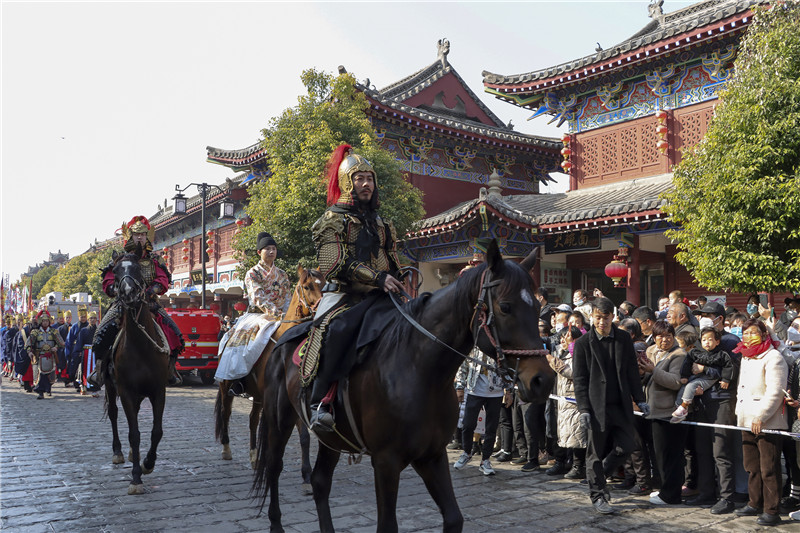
[544,229,601,254]
[542,267,569,288]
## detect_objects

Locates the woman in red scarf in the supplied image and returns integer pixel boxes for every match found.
[733,318,788,526]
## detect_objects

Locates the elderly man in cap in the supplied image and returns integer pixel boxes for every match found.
[26,311,65,399]
[89,216,184,388]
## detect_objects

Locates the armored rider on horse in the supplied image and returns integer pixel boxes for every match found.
[304,144,405,430]
[88,216,185,388]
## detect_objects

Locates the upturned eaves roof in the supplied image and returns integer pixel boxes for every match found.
[482,0,760,88]
[411,173,673,234]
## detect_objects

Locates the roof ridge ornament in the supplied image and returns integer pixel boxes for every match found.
[648,0,664,19]
[437,38,450,69]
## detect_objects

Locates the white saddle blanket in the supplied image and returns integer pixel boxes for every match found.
[214,313,280,381]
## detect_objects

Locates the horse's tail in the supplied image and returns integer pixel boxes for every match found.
[250,385,270,514]
[213,385,224,442]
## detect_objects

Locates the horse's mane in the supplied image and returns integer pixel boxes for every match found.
[375,260,535,356]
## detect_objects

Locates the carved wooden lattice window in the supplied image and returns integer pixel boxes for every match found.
[620,126,638,170]
[640,118,660,165]
[582,137,599,177]
[600,132,617,174]
[218,227,233,257]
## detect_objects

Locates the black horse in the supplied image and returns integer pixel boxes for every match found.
[104,252,169,495]
[253,240,555,532]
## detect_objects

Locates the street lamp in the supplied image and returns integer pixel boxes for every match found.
[172,182,235,309]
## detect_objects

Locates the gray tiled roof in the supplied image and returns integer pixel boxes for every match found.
[148,174,247,227]
[482,0,759,87]
[206,142,267,166]
[412,173,673,232]
[361,57,560,150]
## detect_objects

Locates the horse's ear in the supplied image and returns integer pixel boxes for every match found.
[296,263,305,280]
[112,250,119,261]
[519,247,538,273]
[486,239,504,275]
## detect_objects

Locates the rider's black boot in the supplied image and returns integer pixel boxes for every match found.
[309,378,335,431]
[167,353,181,386]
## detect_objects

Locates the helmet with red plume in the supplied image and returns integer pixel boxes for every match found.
[324,144,378,208]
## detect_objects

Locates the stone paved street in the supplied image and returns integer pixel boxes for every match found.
[1,375,795,533]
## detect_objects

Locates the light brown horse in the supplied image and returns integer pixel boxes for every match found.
[214,265,323,490]
[253,241,555,532]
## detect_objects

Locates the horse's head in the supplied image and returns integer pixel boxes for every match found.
[293,264,324,317]
[112,252,146,308]
[469,240,555,404]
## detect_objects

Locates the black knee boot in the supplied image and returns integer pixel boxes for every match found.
[309,376,334,431]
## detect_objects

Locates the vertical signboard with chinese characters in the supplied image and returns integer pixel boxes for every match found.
[541,262,571,305]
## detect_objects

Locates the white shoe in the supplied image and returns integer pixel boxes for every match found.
[670,405,688,423]
[790,509,800,521]
[479,459,495,476]
[453,452,471,470]
[649,493,668,505]
[650,491,660,498]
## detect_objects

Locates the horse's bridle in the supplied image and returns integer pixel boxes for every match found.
[281,277,321,325]
[469,268,550,381]
[389,265,548,383]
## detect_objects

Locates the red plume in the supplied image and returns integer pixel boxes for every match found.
[325,144,352,206]
[127,215,152,229]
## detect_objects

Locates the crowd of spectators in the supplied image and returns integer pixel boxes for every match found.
[450,286,800,526]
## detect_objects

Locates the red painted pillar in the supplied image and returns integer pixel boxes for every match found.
[626,235,641,306]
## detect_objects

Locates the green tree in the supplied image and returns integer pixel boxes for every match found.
[39,248,114,302]
[663,3,800,293]
[235,69,425,277]
[26,265,59,300]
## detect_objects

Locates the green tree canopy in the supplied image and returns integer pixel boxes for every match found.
[25,265,59,300]
[39,248,114,302]
[235,69,425,277]
[663,3,800,293]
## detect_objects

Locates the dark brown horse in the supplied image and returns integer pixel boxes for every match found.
[104,252,170,495]
[253,240,555,532]
[215,265,323,492]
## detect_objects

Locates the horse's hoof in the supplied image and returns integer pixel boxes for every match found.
[249,449,257,468]
[222,445,232,461]
[141,464,154,475]
[301,483,313,496]
[127,483,145,495]
[112,454,125,465]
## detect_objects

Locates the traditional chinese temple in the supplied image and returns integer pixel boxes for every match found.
[205,39,562,220]
[432,0,763,307]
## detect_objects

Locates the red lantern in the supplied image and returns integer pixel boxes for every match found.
[656,125,668,135]
[206,238,214,247]
[655,109,667,121]
[182,255,189,262]
[206,247,214,257]
[233,302,247,312]
[604,259,628,287]
[207,230,214,238]
[235,219,244,226]
[182,246,189,253]
[657,140,669,153]
[561,160,573,171]
[182,238,190,245]
[561,147,572,157]
[561,133,570,144]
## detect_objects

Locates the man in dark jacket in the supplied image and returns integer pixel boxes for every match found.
[573,297,649,514]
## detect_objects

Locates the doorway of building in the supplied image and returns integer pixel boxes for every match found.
[581,270,626,307]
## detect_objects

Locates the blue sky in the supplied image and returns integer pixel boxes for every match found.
[1,1,695,282]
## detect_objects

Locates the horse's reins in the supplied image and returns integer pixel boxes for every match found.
[388,267,548,382]
[117,272,169,355]
[279,279,321,325]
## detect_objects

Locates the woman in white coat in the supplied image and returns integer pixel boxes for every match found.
[734,318,788,527]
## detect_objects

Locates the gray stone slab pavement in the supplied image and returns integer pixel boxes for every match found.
[1,375,796,532]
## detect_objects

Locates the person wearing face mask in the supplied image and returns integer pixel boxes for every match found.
[745,294,761,319]
[773,297,800,343]
[733,319,788,527]
[547,326,587,481]
[572,290,592,322]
